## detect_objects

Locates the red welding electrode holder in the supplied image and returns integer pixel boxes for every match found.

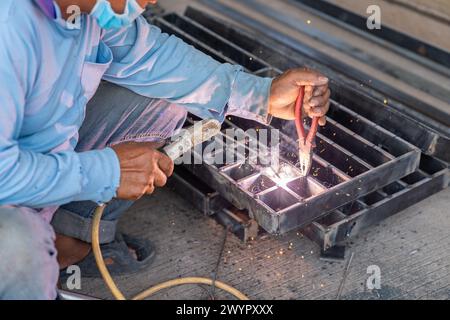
[295,86,320,153]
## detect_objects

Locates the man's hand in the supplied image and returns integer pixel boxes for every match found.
[269,68,330,126]
[111,142,174,201]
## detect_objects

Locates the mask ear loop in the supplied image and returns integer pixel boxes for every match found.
[91,0,144,29]
[104,0,144,18]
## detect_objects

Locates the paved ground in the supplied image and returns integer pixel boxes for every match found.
[78,186,449,300]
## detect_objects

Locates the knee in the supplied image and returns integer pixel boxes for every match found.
[0,207,58,299]
[0,207,54,262]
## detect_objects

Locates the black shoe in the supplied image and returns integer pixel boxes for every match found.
[59,233,156,280]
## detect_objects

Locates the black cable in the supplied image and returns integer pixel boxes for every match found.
[210,226,230,300]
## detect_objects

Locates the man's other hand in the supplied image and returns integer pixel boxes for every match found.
[112,142,174,201]
[269,68,330,126]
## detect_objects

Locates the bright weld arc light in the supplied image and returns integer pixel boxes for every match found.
[263,165,299,188]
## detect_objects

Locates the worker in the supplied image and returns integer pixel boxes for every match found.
[0,0,330,299]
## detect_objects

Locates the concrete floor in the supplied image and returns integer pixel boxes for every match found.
[77,187,450,300]
[73,0,450,300]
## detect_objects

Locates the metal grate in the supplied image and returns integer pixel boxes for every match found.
[302,154,449,250]
[152,12,425,234]
[168,153,448,246]
[174,7,450,162]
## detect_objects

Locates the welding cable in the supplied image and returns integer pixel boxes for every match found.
[210,225,230,299]
[91,205,249,301]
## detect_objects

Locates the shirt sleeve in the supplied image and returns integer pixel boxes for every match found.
[0,28,121,208]
[102,17,273,124]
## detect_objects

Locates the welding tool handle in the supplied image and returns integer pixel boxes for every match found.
[163,119,221,161]
[295,86,320,147]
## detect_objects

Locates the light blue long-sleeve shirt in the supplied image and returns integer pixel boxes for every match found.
[0,1,272,211]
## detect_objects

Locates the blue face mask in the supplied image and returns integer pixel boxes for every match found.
[90,0,145,29]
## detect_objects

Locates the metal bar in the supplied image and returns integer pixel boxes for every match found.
[160,13,271,72]
[314,133,374,175]
[215,209,259,243]
[385,0,450,24]
[327,102,418,157]
[154,18,243,68]
[291,0,450,70]
[58,290,100,300]
[320,118,394,167]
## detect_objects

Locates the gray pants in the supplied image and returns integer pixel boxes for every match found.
[0,82,187,299]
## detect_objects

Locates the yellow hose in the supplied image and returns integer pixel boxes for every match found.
[91,205,249,301]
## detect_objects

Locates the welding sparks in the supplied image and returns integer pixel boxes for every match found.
[263,162,300,186]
